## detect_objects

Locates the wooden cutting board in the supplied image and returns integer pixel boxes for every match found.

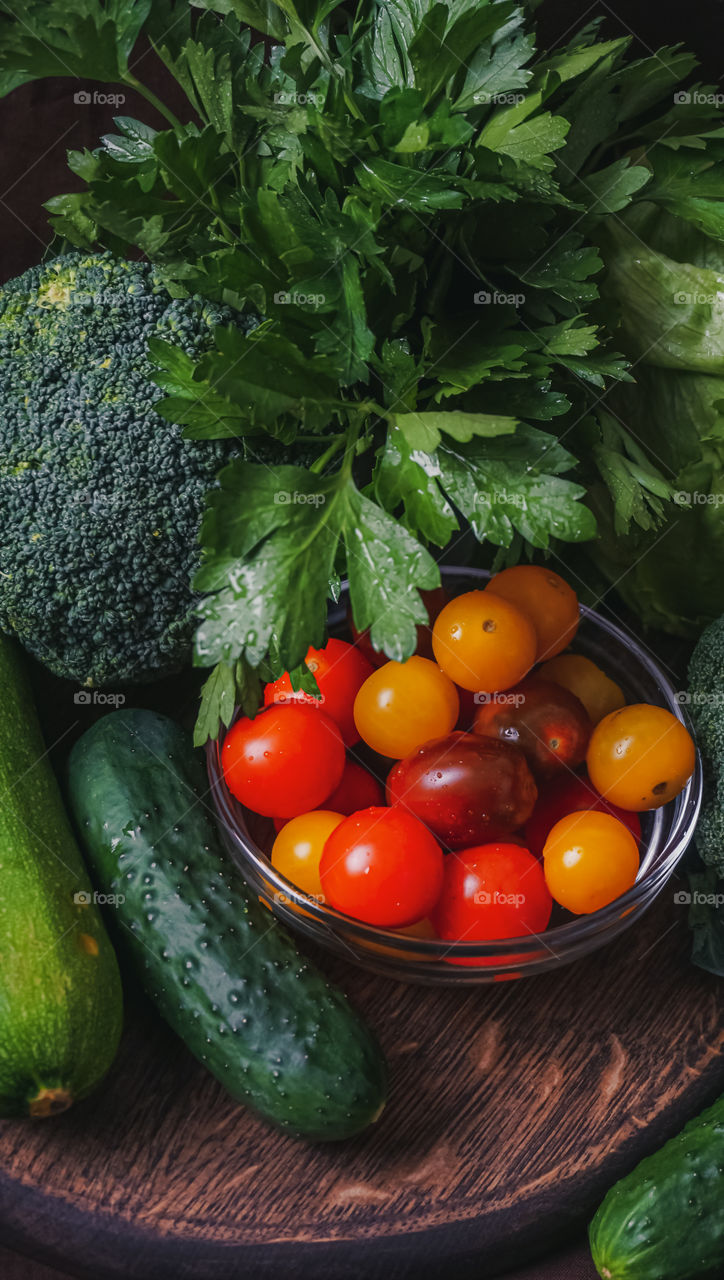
[1,881,723,1280]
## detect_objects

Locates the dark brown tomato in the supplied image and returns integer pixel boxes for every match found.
[385,730,537,850]
[472,676,591,782]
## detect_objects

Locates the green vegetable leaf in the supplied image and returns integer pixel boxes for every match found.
[389,410,518,451]
[478,109,570,171]
[195,465,339,669]
[355,156,467,209]
[0,0,152,94]
[375,427,458,546]
[194,458,440,670]
[575,157,651,215]
[195,660,241,746]
[343,484,440,661]
[434,428,598,549]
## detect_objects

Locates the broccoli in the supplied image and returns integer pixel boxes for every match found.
[0,252,241,686]
[688,617,724,874]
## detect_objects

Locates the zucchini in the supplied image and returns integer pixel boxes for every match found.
[0,634,122,1117]
[66,708,387,1141]
[590,1093,724,1279]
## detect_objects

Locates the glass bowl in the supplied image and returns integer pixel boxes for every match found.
[207,566,702,985]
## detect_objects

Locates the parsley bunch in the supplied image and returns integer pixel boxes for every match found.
[1,0,722,739]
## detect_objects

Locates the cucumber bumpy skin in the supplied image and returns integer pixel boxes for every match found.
[0,634,123,1117]
[66,708,387,1141]
[590,1093,724,1279]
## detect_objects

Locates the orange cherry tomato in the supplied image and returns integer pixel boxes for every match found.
[541,653,624,725]
[543,811,640,914]
[432,590,537,692]
[271,810,344,900]
[586,703,696,811]
[486,565,579,661]
[353,656,459,758]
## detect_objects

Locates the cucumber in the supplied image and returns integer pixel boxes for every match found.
[590,1093,724,1279]
[66,708,387,1141]
[0,634,122,1117]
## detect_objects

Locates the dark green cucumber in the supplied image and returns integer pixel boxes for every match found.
[66,708,387,1141]
[590,1093,724,1279]
[0,634,122,1117]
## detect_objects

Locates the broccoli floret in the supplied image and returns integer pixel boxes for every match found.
[688,618,724,874]
[0,252,242,686]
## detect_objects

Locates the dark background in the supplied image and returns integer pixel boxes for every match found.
[0,2,721,1279]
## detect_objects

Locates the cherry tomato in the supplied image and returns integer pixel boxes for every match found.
[348,587,448,667]
[386,731,537,849]
[543,811,640,913]
[540,653,624,725]
[320,806,444,927]
[587,703,696,810]
[432,843,552,964]
[324,758,384,814]
[222,705,345,818]
[432,590,537,692]
[473,677,591,781]
[525,772,641,858]
[271,810,344,900]
[263,638,374,746]
[353,656,459,758]
[487,565,579,660]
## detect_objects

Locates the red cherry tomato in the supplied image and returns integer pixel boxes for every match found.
[324,758,384,814]
[525,772,641,858]
[263,638,374,746]
[320,806,444,927]
[348,587,449,666]
[222,705,345,818]
[432,843,552,966]
[386,731,537,850]
[272,759,382,830]
[473,677,591,781]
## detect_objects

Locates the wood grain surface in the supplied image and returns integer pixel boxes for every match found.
[0,881,722,1280]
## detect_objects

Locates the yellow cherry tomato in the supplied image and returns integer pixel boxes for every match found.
[431,590,537,692]
[271,809,344,900]
[541,653,625,725]
[487,565,580,660]
[587,703,696,811]
[543,810,640,914]
[353,656,459,758]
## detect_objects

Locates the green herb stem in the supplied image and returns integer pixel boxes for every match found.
[123,73,182,131]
